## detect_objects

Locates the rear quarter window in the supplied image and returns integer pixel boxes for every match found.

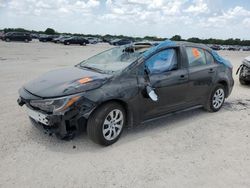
[186,47,206,67]
[205,51,215,64]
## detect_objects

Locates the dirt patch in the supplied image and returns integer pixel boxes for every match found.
[224,99,250,111]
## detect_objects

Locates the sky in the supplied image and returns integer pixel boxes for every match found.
[0,0,250,39]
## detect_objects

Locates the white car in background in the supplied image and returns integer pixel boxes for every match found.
[87,37,99,44]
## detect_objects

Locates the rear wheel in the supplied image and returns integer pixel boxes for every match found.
[87,102,125,146]
[24,38,29,43]
[5,38,10,42]
[204,84,225,112]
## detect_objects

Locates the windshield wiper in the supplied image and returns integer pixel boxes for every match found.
[80,65,105,73]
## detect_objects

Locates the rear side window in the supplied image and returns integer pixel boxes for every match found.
[145,49,178,74]
[205,51,215,64]
[15,33,23,36]
[186,47,206,67]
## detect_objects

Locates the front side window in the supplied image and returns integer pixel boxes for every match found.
[145,49,177,74]
[186,47,206,67]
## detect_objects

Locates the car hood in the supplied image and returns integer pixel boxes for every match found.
[24,67,111,98]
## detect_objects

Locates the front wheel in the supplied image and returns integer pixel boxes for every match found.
[239,67,249,85]
[240,78,248,85]
[204,84,225,112]
[87,102,125,146]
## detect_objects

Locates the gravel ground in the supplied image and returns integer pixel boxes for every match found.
[0,40,250,188]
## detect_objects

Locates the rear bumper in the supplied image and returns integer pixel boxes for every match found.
[228,78,234,97]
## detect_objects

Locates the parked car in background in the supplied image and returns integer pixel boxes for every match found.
[228,46,241,51]
[58,36,72,43]
[17,40,234,146]
[242,46,250,51]
[237,56,250,85]
[39,34,58,42]
[86,37,98,44]
[110,39,133,46]
[63,36,89,45]
[0,31,4,40]
[211,45,221,51]
[52,35,71,43]
[31,33,40,39]
[220,45,229,50]
[3,32,32,42]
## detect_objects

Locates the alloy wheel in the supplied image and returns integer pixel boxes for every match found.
[102,109,124,141]
[212,88,225,109]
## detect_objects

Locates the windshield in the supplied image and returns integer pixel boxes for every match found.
[79,45,146,74]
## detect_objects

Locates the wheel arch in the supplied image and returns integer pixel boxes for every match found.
[90,99,133,127]
[217,80,229,97]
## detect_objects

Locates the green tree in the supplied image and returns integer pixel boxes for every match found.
[171,35,182,41]
[187,37,202,43]
[45,28,55,35]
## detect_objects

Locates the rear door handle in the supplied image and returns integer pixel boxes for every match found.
[179,75,187,80]
[208,68,215,73]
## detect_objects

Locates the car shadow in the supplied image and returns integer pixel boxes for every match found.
[27,106,211,153]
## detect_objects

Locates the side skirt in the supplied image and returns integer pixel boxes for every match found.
[141,105,203,124]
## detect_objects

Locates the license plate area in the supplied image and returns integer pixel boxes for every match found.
[27,107,49,125]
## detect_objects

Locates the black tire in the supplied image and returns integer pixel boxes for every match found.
[239,68,249,85]
[55,132,75,141]
[239,77,248,85]
[5,38,10,42]
[24,38,29,43]
[87,102,126,146]
[204,84,226,112]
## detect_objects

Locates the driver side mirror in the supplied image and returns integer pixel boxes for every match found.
[146,85,158,102]
[144,65,159,102]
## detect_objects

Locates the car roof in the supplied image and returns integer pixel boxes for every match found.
[175,41,212,51]
[142,40,213,58]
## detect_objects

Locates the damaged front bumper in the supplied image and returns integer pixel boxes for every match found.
[237,61,250,81]
[17,88,96,138]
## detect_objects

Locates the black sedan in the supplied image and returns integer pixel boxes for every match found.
[3,32,32,42]
[110,39,133,46]
[39,35,58,42]
[18,40,234,146]
[63,36,89,45]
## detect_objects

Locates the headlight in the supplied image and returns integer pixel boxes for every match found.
[30,95,80,113]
